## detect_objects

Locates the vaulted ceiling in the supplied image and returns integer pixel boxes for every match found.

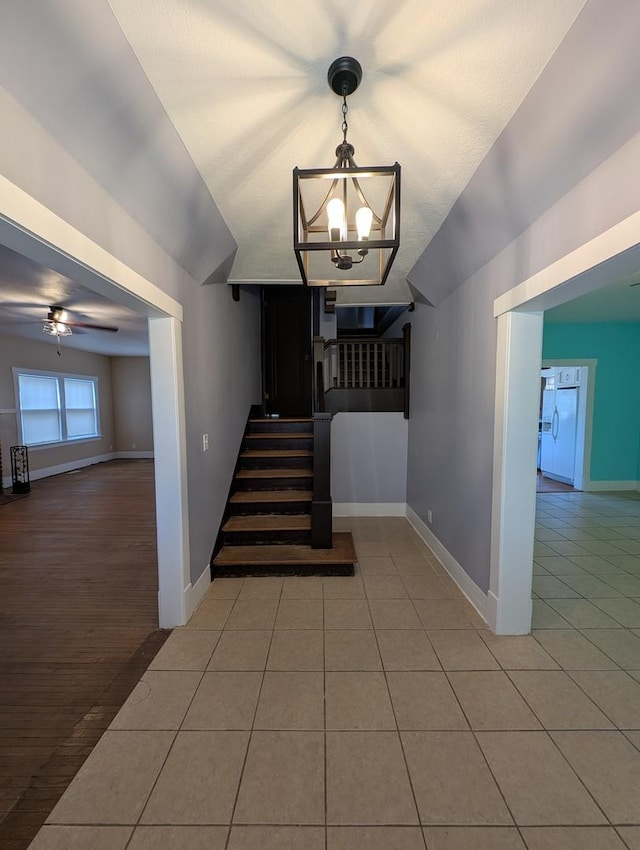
[12,0,633,356]
[106,0,585,298]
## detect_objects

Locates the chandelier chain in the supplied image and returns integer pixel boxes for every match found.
[341,86,348,143]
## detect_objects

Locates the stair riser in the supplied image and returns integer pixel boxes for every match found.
[228,501,311,515]
[233,477,313,492]
[248,421,313,434]
[223,530,311,546]
[215,563,354,577]
[240,455,312,470]
[244,437,313,451]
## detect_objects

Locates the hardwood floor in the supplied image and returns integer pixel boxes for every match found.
[536,470,575,493]
[0,460,167,850]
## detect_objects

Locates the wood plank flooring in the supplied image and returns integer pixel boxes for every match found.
[0,460,167,850]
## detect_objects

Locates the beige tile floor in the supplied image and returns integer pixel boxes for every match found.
[29,506,640,850]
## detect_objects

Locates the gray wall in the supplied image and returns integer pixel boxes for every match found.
[331,412,408,506]
[111,357,153,453]
[0,0,236,287]
[0,1,261,583]
[0,333,115,482]
[405,0,640,592]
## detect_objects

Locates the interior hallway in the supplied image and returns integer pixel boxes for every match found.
[28,515,640,850]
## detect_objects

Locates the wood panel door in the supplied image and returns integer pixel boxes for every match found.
[262,285,312,417]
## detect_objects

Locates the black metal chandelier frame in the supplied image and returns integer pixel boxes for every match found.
[293,56,401,288]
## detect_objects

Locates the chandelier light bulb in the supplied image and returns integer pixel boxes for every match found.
[355,206,373,240]
[327,197,345,241]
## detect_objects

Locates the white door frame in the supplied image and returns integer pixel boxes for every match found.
[0,175,189,628]
[489,209,640,634]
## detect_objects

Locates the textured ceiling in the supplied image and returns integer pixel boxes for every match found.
[0,246,149,356]
[106,0,587,298]
[6,0,615,359]
[545,272,640,324]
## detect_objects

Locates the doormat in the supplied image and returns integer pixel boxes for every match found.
[0,492,29,507]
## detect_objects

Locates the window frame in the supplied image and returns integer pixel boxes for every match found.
[13,367,102,449]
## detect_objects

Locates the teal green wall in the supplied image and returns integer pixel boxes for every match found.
[542,322,640,483]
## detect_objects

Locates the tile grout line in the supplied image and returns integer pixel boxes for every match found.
[132,586,250,843]
[439,665,528,841]
[223,582,282,844]
[362,579,424,840]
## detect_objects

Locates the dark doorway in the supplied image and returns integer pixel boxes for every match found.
[262,285,312,417]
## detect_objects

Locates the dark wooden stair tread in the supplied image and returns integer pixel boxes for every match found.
[241,449,313,458]
[244,432,313,440]
[229,489,312,503]
[250,417,313,423]
[214,533,356,567]
[235,468,311,479]
[223,515,311,532]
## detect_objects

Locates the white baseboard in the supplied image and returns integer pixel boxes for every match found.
[2,451,155,488]
[116,451,154,459]
[406,505,489,627]
[333,502,407,517]
[184,564,211,620]
[582,479,639,492]
[2,452,116,489]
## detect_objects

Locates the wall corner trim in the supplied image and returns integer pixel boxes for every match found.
[184,564,211,622]
[406,505,489,628]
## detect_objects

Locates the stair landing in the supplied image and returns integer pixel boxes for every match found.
[214,532,356,577]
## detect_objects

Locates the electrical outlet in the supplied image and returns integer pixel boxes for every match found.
[132,442,136,449]
[202,433,209,452]
[109,444,113,451]
[427,509,433,524]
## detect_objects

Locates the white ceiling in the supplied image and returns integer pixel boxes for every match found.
[106,0,586,293]
[0,245,149,356]
[15,0,639,355]
[545,272,640,324]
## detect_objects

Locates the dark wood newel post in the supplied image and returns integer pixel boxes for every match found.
[311,412,333,549]
[402,322,412,420]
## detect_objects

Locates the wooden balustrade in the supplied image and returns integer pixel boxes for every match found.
[314,331,411,417]
[323,337,405,390]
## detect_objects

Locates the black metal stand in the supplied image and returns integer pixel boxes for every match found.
[10,445,30,494]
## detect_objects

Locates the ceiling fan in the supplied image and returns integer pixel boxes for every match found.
[42,306,119,337]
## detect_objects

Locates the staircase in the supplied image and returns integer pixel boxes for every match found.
[213,417,355,577]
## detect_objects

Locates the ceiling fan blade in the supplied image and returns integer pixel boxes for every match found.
[630,281,640,287]
[65,321,119,333]
[46,307,118,332]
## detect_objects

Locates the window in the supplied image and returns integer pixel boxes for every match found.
[14,369,100,447]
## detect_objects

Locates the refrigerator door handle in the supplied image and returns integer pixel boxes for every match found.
[551,407,559,441]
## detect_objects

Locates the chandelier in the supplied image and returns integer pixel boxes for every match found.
[293,57,400,287]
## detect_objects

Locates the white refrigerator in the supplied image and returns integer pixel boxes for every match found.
[540,382,579,484]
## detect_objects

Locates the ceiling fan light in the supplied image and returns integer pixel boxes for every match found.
[42,320,72,336]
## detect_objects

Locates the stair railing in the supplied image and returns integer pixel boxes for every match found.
[323,336,405,391]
